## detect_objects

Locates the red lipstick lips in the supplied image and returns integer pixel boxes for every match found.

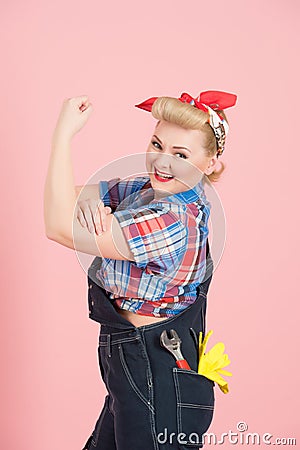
[154,168,174,182]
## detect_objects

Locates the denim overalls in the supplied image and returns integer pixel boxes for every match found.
[82,241,215,450]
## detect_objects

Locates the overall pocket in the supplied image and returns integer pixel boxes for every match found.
[172,367,215,448]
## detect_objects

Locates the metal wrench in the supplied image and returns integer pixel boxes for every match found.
[160,329,191,370]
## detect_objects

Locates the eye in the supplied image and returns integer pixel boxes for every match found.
[176,152,187,159]
[151,141,188,159]
[151,140,161,149]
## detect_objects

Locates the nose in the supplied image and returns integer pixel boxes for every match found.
[156,153,172,169]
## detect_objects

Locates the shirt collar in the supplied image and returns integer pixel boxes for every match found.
[142,177,210,207]
[163,179,208,205]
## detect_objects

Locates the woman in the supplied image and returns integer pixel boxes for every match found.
[44,90,237,449]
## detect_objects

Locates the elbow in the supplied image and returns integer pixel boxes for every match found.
[43,207,72,243]
[45,227,60,241]
[45,223,74,249]
[44,217,71,242]
[44,211,60,241]
[45,225,64,242]
[45,228,73,249]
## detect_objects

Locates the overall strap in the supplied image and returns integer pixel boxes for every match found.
[197,238,213,297]
[206,239,210,257]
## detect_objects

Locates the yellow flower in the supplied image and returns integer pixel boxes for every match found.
[197,330,232,394]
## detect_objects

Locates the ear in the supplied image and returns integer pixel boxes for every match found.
[204,156,219,176]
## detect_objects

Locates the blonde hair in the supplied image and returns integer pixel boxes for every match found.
[151,97,229,183]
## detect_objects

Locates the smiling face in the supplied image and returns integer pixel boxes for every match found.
[146,120,218,199]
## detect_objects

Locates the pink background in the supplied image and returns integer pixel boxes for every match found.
[1,0,299,448]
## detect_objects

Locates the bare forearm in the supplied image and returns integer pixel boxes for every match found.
[43,136,77,238]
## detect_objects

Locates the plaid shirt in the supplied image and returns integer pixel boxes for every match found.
[94,176,211,317]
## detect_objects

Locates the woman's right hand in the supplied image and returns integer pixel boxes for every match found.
[76,199,112,235]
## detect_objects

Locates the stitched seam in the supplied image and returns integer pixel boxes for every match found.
[175,368,207,376]
[118,344,154,414]
[98,346,110,386]
[173,368,182,434]
[100,330,136,336]
[138,333,159,450]
[179,403,214,410]
[101,344,111,385]
[99,336,140,346]
[176,369,199,375]
[98,347,107,385]
[173,367,215,438]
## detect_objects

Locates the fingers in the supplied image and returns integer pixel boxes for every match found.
[76,199,112,235]
[72,95,91,111]
[78,201,95,233]
[77,207,86,228]
[96,201,110,233]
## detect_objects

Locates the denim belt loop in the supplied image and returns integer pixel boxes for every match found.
[138,326,146,344]
[107,334,112,358]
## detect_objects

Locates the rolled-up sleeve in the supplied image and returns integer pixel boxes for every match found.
[99,177,121,209]
[113,205,187,271]
[99,176,150,211]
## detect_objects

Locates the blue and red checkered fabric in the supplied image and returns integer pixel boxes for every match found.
[96,176,211,317]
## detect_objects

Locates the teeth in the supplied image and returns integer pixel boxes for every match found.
[156,169,173,179]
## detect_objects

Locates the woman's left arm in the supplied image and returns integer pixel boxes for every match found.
[43,95,135,260]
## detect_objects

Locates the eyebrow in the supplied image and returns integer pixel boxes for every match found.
[153,135,192,153]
